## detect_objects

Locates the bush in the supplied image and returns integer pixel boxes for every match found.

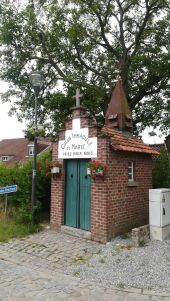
[152,147,170,188]
[16,201,41,224]
[0,150,52,220]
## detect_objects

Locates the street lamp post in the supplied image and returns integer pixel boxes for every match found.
[29,71,44,209]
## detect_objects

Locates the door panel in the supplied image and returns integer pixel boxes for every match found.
[65,160,78,228]
[65,159,91,231]
[79,160,91,230]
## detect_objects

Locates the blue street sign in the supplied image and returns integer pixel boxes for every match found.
[0,185,17,195]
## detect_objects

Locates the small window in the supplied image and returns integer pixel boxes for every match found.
[128,161,134,181]
[2,156,9,161]
[28,146,34,156]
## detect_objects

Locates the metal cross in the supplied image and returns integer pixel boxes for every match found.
[73,88,83,107]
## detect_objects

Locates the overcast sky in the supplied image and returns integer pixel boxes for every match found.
[0,80,165,144]
[0,81,25,141]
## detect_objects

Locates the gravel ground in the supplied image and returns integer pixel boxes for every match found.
[66,236,170,293]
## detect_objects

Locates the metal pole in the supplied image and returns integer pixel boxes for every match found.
[31,94,38,209]
[4,194,7,216]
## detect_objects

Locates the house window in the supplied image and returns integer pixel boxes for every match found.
[2,156,9,161]
[128,161,134,181]
[28,145,34,156]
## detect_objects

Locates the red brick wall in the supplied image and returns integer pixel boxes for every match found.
[50,109,153,243]
[105,151,152,241]
[91,140,152,243]
[91,136,110,242]
[50,142,64,230]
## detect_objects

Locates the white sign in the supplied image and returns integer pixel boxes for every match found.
[0,185,17,195]
[58,118,97,159]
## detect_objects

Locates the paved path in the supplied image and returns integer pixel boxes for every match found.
[0,230,169,301]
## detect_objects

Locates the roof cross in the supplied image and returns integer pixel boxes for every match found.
[73,88,83,107]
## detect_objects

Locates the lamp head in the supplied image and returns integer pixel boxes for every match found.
[29,71,44,97]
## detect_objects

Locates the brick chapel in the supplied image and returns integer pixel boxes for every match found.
[50,80,159,243]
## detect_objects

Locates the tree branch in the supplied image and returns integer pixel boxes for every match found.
[116,0,127,54]
[94,10,119,59]
[129,0,166,55]
[103,0,112,26]
[74,43,103,77]
[131,75,165,108]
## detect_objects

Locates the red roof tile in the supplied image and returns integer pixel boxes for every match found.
[0,138,51,165]
[101,127,159,156]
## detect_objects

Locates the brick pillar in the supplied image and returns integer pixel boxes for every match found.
[91,137,110,243]
[50,142,64,230]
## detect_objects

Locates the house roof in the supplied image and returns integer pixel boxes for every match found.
[149,135,170,153]
[101,127,159,155]
[149,143,164,153]
[0,138,28,156]
[0,138,51,165]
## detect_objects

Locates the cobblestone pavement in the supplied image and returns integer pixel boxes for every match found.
[0,230,169,301]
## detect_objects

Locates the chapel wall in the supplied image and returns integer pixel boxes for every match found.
[50,141,64,230]
[105,151,152,240]
[50,109,153,244]
[91,136,110,243]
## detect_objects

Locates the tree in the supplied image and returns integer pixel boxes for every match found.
[0,0,170,135]
[152,146,170,188]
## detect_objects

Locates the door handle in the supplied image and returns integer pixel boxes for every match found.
[85,175,88,179]
[71,174,73,178]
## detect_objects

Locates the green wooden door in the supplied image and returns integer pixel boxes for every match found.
[64,160,78,228]
[65,159,91,231]
[79,160,91,231]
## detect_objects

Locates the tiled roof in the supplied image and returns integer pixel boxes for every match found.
[149,135,170,153]
[0,138,28,156]
[0,138,51,165]
[101,127,160,156]
[149,144,164,153]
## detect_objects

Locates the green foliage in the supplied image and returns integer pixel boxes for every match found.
[0,0,170,135]
[0,220,40,242]
[0,202,41,242]
[0,150,51,212]
[16,201,41,225]
[15,202,33,224]
[152,147,170,188]
[72,255,90,265]
[73,270,80,276]
[24,127,46,141]
[139,240,145,247]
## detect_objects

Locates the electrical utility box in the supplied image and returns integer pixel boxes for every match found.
[149,189,170,241]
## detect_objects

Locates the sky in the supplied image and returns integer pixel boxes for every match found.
[0,81,26,141]
[0,80,166,144]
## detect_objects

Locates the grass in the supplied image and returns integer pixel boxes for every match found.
[98,257,106,263]
[139,240,145,247]
[73,270,80,276]
[120,233,130,239]
[112,243,132,256]
[0,220,40,242]
[117,283,125,289]
[119,243,132,250]
[0,205,41,242]
[72,255,90,265]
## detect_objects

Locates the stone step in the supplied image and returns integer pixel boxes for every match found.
[61,225,91,240]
